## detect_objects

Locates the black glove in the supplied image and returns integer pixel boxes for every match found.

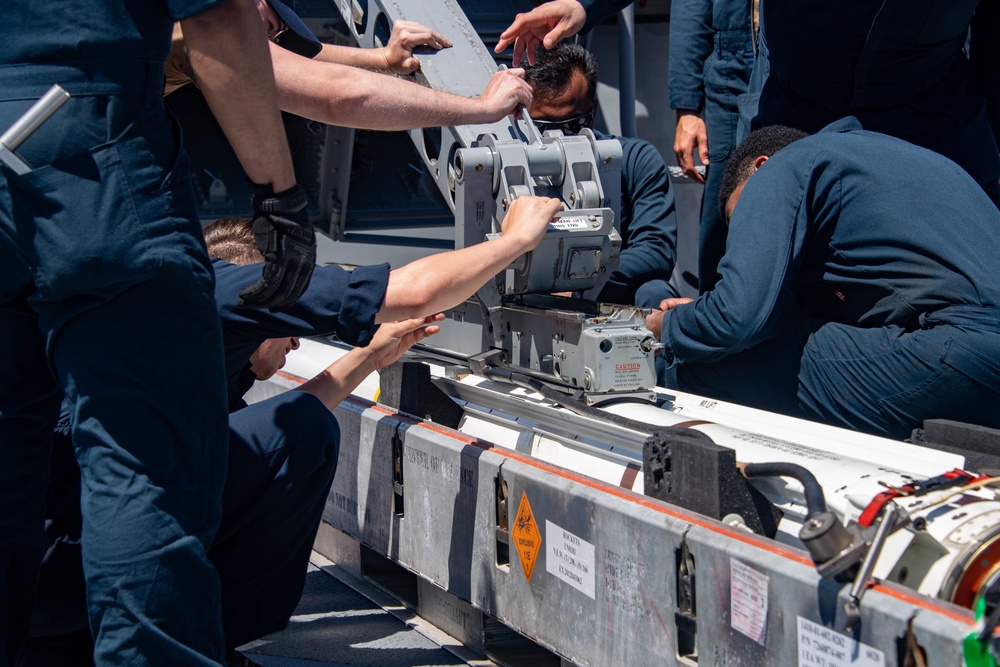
[238,183,316,311]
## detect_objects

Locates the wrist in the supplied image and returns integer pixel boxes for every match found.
[379,47,393,72]
[496,227,535,256]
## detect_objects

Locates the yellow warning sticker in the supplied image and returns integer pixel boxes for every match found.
[512,491,542,581]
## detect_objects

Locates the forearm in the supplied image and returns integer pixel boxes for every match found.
[181,0,296,190]
[296,347,378,410]
[314,43,389,71]
[272,47,493,129]
[378,234,528,322]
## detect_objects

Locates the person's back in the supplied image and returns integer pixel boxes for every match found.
[652,119,1000,439]
[760,126,1000,326]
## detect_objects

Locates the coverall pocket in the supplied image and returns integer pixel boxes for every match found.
[7,141,150,300]
[939,338,1000,395]
[877,337,1000,436]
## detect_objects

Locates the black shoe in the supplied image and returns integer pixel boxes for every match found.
[225,650,263,667]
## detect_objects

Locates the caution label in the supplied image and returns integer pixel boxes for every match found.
[512,492,542,582]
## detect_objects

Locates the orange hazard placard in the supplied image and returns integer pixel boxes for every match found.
[512,491,542,581]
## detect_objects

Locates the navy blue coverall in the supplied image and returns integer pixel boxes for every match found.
[668,0,753,292]
[579,0,750,294]
[0,1,233,664]
[658,118,1000,440]
[594,132,679,306]
[748,0,1000,205]
[26,259,390,663]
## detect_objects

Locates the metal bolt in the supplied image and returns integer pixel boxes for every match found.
[591,218,601,228]
[604,155,612,164]
[569,192,575,204]
[501,198,508,210]
[475,163,484,171]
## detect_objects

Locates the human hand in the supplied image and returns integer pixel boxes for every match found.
[366,314,444,369]
[494,0,587,66]
[645,298,692,340]
[658,297,694,311]
[674,110,709,183]
[380,20,451,74]
[500,196,564,251]
[476,68,533,122]
[239,183,316,311]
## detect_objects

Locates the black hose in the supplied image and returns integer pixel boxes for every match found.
[742,461,827,517]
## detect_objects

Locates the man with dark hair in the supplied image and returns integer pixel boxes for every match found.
[25,197,559,665]
[524,42,679,306]
[646,118,1000,440]
[715,124,807,215]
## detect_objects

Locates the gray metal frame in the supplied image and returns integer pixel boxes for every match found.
[318,396,976,666]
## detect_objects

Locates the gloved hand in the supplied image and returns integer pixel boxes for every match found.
[238,183,316,311]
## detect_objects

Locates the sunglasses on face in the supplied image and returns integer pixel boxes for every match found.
[532,110,595,136]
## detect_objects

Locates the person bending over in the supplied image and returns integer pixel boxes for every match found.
[645,120,1000,439]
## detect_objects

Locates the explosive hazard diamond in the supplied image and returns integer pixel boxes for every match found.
[512,491,542,581]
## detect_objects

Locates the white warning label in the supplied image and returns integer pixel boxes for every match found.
[730,559,768,645]
[545,521,595,599]
[797,617,885,667]
[549,216,590,231]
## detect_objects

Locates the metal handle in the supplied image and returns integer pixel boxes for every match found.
[0,85,70,152]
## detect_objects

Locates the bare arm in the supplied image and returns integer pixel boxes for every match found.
[314,21,451,74]
[271,46,532,129]
[181,0,295,190]
[297,314,444,409]
[377,196,563,322]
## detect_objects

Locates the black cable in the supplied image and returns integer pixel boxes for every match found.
[481,365,661,435]
[742,461,827,517]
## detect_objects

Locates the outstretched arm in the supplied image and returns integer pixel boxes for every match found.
[315,20,451,74]
[271,46,532,129]
[377,196,564,322]
[297,314,444,409]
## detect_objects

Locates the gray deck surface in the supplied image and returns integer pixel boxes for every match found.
[238,558,488,667]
